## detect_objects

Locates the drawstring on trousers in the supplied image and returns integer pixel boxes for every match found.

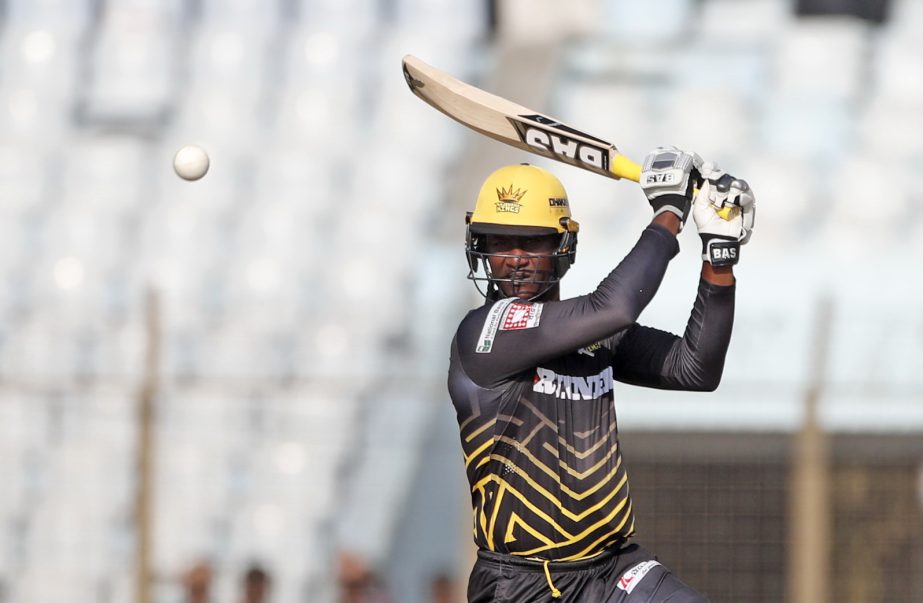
[542,559,562,599]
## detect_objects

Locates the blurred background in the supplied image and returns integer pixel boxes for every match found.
[0,0,921,602]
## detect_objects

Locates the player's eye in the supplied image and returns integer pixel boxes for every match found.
[486,236,516,252]
[523,239,548,252]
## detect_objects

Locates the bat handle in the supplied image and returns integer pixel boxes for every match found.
[611,154,641,182]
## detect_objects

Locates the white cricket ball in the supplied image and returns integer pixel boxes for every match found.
[173,145,210,181]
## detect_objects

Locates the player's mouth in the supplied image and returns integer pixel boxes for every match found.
[509,270,536,282]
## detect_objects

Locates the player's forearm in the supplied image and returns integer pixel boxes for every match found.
[701,263,735,286]
[660,277,735,391]
[586,223,679,327]
[651,212,682,236]
[611,277,734,391]
[650,213,735,287]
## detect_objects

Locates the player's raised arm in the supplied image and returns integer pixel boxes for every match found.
[612,164,756,391]
[456,149,704,386]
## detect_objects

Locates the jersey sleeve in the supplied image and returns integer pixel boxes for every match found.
[455,224,680,388]
[611,277,735,391]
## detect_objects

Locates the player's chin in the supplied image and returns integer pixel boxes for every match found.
[510,281,542,300]
[496,280,530,300]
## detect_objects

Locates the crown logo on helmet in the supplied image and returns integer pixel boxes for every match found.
[495,185,526,213]
[496,185,527,203]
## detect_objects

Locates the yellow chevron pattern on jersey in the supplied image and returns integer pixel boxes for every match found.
[458,391,635,561]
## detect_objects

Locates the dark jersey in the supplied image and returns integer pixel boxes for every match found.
[448,225,735,561]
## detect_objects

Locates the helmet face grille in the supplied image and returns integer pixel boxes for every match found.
[465,228,577,301]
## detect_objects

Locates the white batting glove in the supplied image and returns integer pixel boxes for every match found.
[693,161,756,266]
[640,146,703,230]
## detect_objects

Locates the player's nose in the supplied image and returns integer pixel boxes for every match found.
[507,249,530,267]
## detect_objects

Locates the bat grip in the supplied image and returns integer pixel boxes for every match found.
[611,154,641,182]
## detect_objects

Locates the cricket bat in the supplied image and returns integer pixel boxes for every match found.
[401,54,642,183]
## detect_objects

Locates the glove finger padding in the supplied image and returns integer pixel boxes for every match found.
[694,163,756,266]
[640,146,704,230]
[734,180,756,244]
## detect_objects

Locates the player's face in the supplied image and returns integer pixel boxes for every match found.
[485,234,559,300]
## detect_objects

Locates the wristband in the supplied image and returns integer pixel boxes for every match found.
[702,236,739,266]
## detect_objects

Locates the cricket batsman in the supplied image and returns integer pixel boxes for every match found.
[447,148,755,602]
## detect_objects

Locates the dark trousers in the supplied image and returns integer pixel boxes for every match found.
[467,544,709,603]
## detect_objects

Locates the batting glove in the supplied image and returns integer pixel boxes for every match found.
[640,146,703,230]
[693,161,756,266]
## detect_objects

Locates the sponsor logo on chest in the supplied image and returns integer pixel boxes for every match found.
[532,366,613,400]
[501,301,542,330]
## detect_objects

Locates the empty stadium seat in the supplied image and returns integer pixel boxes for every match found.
[198,0,284,34]
[4,0,95,35]
[392,0,486,43]
[872,33,923,105]
[824,153,911,245]
[192,325,296,381]
[698,0,793,42]
[888,0,923,34]
[189,27,268,90]
[0,84,73,143]
[857,99,923,159]
[658,86,756,163]
[670,41,771,104]
[61,136,151,211]
[84,22,177,123]
[0,143,50,211]
[0,26,82,100]
[335,394,433,563]
[760,96,853,164]
[599,0,696,44]
[294,0,379,37]
[772,16,870,103]
[169,88,263,151]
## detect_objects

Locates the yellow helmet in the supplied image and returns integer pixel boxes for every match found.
[468,164,579,236]
[465,164,579,299]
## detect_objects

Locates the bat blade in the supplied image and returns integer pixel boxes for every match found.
[402,54,641,183]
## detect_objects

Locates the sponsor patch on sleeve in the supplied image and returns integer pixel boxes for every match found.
[616,560,661,594]
[500,301,543,331]
[577,341,603,357]
[475,299,514,354]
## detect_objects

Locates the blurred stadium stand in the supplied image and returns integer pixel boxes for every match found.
[0,1,921,602]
